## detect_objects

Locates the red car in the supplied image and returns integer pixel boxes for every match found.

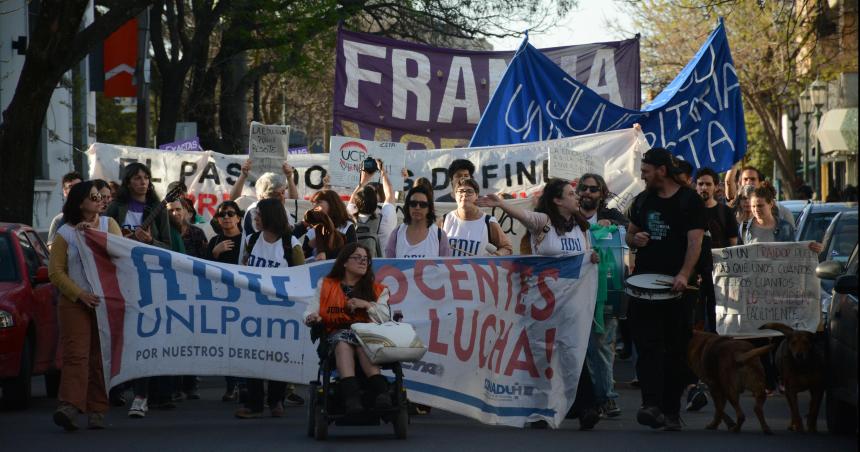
[0,223,60,408]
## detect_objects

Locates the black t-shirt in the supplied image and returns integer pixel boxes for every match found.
[626,186,706,276]
[703,203,738,249]
[207,234,242,265]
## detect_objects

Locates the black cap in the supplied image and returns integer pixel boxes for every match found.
[642,148,683,174]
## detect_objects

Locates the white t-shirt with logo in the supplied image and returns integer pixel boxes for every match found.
[245,235,301,268]
[442,213,497,257]
[393,224,441,258]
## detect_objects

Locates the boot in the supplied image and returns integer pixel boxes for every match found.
[368,374,393,410]
[339,377,363,414]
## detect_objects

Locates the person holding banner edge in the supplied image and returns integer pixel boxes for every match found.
[477,178,602,430]
[236,197,306,418]
[50,181,121,431]
[623,148,706,431]
[303,243,393,413]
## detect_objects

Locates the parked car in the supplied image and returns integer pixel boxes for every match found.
[0,223,61,409]
[778,199,812,225]
[818,211,859,319]
[794,202,857,242]
[816,245,858,434]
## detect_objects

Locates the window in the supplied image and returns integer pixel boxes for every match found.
[17,232,40,279]
[25,231,50,267]
[0,234,19,282]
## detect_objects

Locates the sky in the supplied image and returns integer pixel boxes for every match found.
[488,0,635,51]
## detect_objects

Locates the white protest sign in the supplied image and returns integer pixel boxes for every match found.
[79,228,597,428]
[328,136,406,189]
[249,121,290,175]
[713,242,821,337]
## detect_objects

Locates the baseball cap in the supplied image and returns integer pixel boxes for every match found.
[642,148,683,174]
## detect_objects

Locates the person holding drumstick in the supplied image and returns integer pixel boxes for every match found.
[623,148,706,432]
[478,178,602,430]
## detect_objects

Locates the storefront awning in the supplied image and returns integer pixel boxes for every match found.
[817,107,858,154]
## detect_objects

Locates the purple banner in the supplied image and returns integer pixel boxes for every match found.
[333,28,640,150]
[158,137,201,151]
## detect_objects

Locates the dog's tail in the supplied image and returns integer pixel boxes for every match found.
[758,322,795,336]
[735,344,773,364]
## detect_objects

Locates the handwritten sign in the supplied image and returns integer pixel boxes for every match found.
[713,242,821,337]
[548,144,601,181]
[249,122,290,175]
[328,136,406,189]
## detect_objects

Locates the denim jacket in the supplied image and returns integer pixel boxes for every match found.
[741,218,795,244]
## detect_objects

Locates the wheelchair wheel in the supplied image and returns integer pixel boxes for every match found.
[306,383,318,437]
[314,406,328,440]
[393,404,408,439]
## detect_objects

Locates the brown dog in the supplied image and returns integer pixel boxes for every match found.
[759,322,825,432]
[687,330,773,434]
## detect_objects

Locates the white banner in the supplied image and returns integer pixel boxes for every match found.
[713,242,821,337]
[79,229,597,428]
[87,127,643,218]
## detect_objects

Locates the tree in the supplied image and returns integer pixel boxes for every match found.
[155,0,574,154]
[0,0,156,224]
[611,0,855,193]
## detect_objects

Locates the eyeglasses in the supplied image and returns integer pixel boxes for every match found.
[88,192,103,202]
[456,189,476,196]
[217,211,238,218]
[577,185,601,194]
[348,255,369,264]
[407,200,429,209]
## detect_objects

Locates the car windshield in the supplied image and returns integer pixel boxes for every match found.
[829,216,859,263]
[799,212,840,242]
[0,233,18,282]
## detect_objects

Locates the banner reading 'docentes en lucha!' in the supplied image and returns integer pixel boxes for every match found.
[78,229,597,428]
[713,242,821,336]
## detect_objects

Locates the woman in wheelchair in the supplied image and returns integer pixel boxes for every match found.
[303,243,392,413]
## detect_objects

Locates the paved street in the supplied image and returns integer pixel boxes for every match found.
[3,360,855,451]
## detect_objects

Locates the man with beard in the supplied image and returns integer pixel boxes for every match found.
[683,167,739,412]
[577,173,628,418]
[625,148,705,431]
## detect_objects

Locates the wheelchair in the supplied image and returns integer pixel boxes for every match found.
[306,322,409,440]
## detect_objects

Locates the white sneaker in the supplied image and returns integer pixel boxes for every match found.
[128,397,148,418]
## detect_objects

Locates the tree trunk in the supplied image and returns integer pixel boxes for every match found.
[746,92,799,190]
[218,51,249,154]
[0,0,152,223]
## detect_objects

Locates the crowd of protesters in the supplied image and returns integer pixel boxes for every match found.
[45,148,828,432]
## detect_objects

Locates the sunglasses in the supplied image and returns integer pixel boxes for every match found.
[577,185,601,194]
[217,211,238,218]
[348,255,369,264]
[407,200,429,209]
[88,192,103,202]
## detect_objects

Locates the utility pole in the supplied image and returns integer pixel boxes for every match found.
[135,8,151,148]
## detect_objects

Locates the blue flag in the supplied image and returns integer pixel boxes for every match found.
[470,19,746,173]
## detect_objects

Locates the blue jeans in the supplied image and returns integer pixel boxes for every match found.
[586,317,619,404]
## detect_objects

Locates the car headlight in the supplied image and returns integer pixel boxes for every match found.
[0,310,14,329]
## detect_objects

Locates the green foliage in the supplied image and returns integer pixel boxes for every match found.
[95,93,136,145]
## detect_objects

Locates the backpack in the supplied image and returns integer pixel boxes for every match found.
[355,214,383,257]
[243,231,295,267]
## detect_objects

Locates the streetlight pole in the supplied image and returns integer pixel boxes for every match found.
[787,99,800,194]
[799,89,814,186]
[810,78,829,198]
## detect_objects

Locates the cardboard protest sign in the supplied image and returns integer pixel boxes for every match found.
[328,136,406,189]
[248,122,290,175]
[713,242,821,336]
[79,229,597,428]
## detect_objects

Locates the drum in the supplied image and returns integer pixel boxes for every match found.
[624,274,682,301]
